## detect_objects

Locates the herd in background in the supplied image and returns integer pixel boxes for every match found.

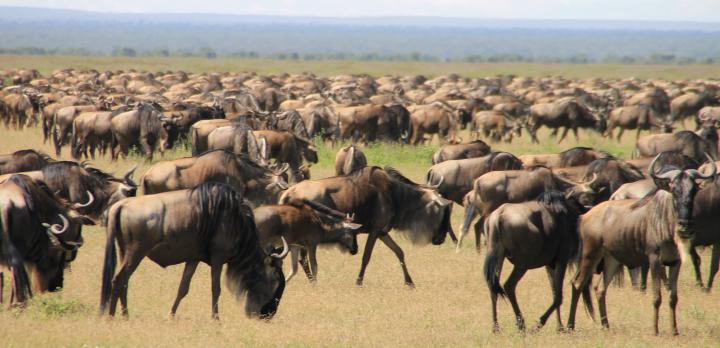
[1,68,720,334]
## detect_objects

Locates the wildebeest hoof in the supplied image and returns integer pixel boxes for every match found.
[492,324,501,334]
[405,282,416,289]
[355,279,364,287]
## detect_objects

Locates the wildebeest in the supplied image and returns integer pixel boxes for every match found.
[567,155,717,335]
[459,166,598,250]
[0,149,54,175]
[100,182,289,319]
[470,110,522,143]
[140,149,289,207]
[279,166,452,286]
[528,98,606,144]
[111,103,177,161]
[206,122,264,164]
[634,125,719,162]
[431,140,491,164]
[407,102,459,145]
[519,147,608,168]
[334,145,367,175]
[581,157,645,203]
[0,161,137,223]
[253,129,317,182]
[0,174,93,304]
[484,190,583,332]
[670,90,718,126]
[190,119,231,155]
[70,106,131,159]
[254,199,361,282]
[605,104,672,141]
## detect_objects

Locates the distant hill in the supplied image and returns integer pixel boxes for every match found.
[1,6,719,63]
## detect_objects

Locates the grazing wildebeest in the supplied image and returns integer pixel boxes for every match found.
[100,182,289,319]
[431,140,491,164]
[605,104,672,141]
[0,174,93,304]
[484,190,584,332]
[279,166,452,286]
[459,166,597,250]
[567,155,717,335]
[470,110,522,143]
[254,199,361,282]
[519,147,609,168]
[528,99,606,144]
[141,150,289,207]
[0,149,54,175]
[407,102,459,145]
[634,125,719,162]
[334,145,367,175]
[0,162,137,223]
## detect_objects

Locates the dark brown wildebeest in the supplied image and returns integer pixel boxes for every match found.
[470,110,522,143]
[253,130,317,182]
[484,190,584,332]
[519,147,609,168]
[279,166,452,286]
[628,150,701,173]
[431,140,491,164]
[567,155,717,336]
[459,166,598,250]
[624,87,670,116]
[670,90,718,126]
[580,157,645,203]
[141,150,289,207]
[254,199,361,282]
[378,104,411,142]
[334,145,367,175]
[0,149,54,175]
[0,174,94,304]
[334,104,386,144]
[100,182,289,320]
[0,161,138,223]
[70,106,132,159]
[111,103,177,161]
[190,119,231,155]
[52,104,98,156]
[605,104,672,141]
[426,152,523,205]
[634,125,718,162]
[611,152,700,201]
[528,99,606,144]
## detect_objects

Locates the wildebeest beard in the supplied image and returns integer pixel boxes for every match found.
[385,167,448,245]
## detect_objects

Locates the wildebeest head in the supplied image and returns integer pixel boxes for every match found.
[246,238,289,319]
[556,172,599,209]
[106,165,139,212]
[649,153,716,255]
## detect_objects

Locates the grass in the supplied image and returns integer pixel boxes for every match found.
[3,55,720,80]
[0,124,719,347]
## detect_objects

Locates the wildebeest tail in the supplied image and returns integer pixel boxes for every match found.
[483,212,505,298]
[569,237,596,319]
[0,206,31,303]
[190,127,200,156]
[99,204,120,314]
[70,120,80,159]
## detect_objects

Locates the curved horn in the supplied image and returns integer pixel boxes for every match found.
[431,175,444,189]
[400,130,409,139]
[688,153,717,179]
[586,173,599,186]
[649,153,681,180]
[72,190,94,208]
[44,214,69,235]
[124,164,138,185]
[270,236,290,259]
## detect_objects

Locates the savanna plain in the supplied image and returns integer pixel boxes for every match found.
[0,56,719,347]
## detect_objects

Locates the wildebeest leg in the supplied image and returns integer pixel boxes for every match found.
[109,250,146,318]
[456,202,477,251]
[210,260,223,320]
[640,265,649,290]
[285,247,300,282]
[597,256,621,329]
[0,272,3,304]
[504,265,527,330]
[308,245,319,282]
[650,258,663,336]
[356,233,378,286]
[557,127,570,144]
[299,248,313,280]
[568,247,602,331]
[169,261,199,318]
[379,234,414,287]
[635,128,642,141]
[667,263,680,336]
[474,218,484,251]
[536,263,566,331]
[529,124,541,144]
[705,243,720,291]
[549,128,558,138]
[690,247,703,287]
[572,127,579,142]
[446,205,458,243]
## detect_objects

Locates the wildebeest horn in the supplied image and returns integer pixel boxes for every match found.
[124,165,138,185]
[400,130,409,139]
[649,153,681,180]
[270,236,290,259]
[73,190,94,208]
[687,153,717,179]
[430,175,444,189]
[586,173,599,186]
[42,214,70,235]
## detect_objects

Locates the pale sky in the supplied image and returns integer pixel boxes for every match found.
[1,0,718,22]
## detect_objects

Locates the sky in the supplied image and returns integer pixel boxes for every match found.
[0,0,718,22]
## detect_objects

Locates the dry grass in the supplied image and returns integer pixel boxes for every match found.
[0,125,719,347]
[2,55,720,80]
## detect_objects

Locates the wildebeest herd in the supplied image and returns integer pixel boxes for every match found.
[1,68,720,335]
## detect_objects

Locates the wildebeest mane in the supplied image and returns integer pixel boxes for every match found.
[298,199,346,220]
[384,166,444,244]
[189,182,266,297]
[487,151,523,170]
[629,189,677,243]
[12,149,54,163]
[137,103,163,137]
[41,161,112,207]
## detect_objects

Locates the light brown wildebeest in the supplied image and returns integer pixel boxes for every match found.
[519,147,609,168]
[605,104,672,141]
[634,125,718,162]
[431,140,491,164]
[407,101,459,145]
[567,155,716,336]
[190,118,231,155]
[100,182,289,320]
